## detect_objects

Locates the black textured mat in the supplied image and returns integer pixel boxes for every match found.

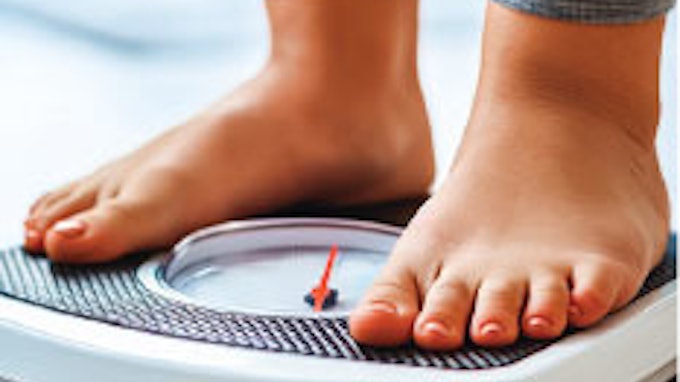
[0,235,675,370]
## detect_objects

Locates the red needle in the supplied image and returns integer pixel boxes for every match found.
[312,244,339,312]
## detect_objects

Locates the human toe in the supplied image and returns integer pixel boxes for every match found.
[43,197,172,263]
[568,260,623,328]
[27,183,77,228]
[521,272,569,339]
[470,275,526,347]
[349,267,420,347]
[413,273,475,350]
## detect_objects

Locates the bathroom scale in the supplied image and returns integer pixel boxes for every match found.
[0,200,675,382]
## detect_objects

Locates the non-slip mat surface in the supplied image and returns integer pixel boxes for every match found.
[0,235,675,370]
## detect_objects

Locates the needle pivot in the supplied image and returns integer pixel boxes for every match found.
[304,244,340,312]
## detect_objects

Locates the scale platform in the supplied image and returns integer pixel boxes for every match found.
[0,200,676,382]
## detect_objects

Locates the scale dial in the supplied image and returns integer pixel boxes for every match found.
[142,218,400,317]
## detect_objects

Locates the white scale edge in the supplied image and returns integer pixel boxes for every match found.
[0,277,674,382]
[0,218,675,381]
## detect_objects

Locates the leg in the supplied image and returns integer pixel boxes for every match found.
[24,0,434,262]
[351,2,669,349]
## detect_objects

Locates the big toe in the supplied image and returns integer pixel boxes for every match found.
[24,187,97,252]
[349,267,419,347]
[43,198,177,263]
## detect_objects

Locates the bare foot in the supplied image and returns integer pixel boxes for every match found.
[23,0,434,263]
[350,102,669,349]
[23,62,433,262]
[350,4,670,349]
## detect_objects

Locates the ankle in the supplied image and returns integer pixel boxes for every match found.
[474,66,660,151]
[265,0,420,94]
[477,3,665,148]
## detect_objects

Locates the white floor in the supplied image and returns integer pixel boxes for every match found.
[0,1,675,245]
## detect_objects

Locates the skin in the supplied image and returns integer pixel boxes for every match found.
[349,3,669,349]
[23,0,434,262]
[24,0,670,350]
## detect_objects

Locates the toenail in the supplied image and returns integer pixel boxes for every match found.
[24,229,40,247]
[568,304,582,317]
[422,321,450,339]
[52,219,87,238]
[527,316,552,329]
[24,229,42,253]
[25,229,40,240]
[362,301,398,315]
[480,322,504,336]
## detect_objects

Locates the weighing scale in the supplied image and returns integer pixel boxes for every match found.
[0,200,675,382]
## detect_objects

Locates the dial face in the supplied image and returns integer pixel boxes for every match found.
[151,219,400,317]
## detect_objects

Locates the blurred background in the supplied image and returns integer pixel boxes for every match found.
[0,1,675,245]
